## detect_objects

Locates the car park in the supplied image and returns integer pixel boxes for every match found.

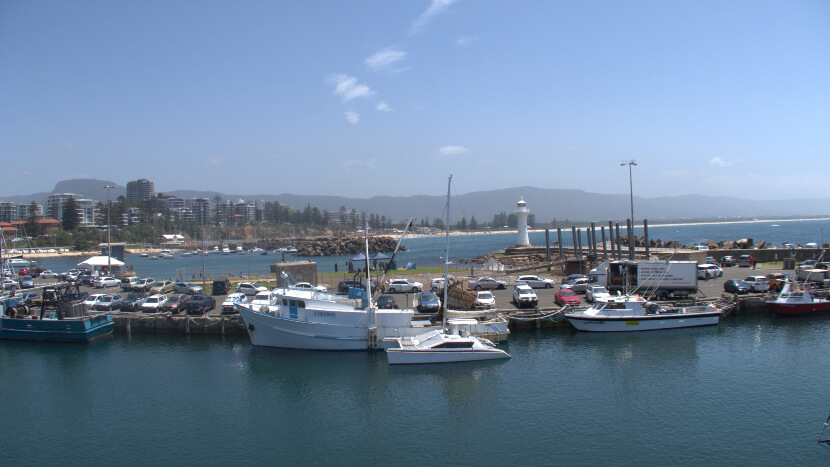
[93,294,123,311]
[83,294,107,310]
[161,293,190,314]
[468,277,506,291]
[236,282,268,296]
[18,275,34,288]
[377,294,398,309]
[39,270,58,279]
[514,275,555,289]
[512,285,538,308]
[697,264,723,279]
[416,291,441,313]
[555,289,581,306]
[93,276,120,288]
[559,278,589,293]
[723,279,751,294]
[475,291,496,309]
[184,295,216,315]
[586,285,612,303]
[222,293,248,313]
[140,294,168,312]
[294,282,327,293]
[743,276,770,292]
[122,292,148,311]
[337,280,364,294]
[173,281,203,294]
[150,280,175,294]
[386,278,423,293]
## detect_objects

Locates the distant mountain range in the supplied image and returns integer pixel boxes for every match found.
[4,179,829,224]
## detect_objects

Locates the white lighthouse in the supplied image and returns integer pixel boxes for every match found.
[515,198,531,246]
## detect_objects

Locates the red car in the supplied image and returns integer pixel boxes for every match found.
[555,289,581,306]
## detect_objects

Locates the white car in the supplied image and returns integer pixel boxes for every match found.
[475,291,496,309]
[222,293,248,312]
[514,275,555,289]
[294,282,327,293]
[559,278,589,293]
[250,291,278,308]
[697,264,723,279]
[140,294,168,312]
[743,276,770,292]
[586,285,613,303]
[468,277,507,290]
[386,278,423,293]
[83,294,107,310]
[512,285,538,308]
[93,276,120,288]
[39,270,59,279]
[237,282,268,296]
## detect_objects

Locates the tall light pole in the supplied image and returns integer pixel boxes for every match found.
[104,184,116,273]
[621,161,637,259]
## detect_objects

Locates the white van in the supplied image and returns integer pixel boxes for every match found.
[692,245,709,251]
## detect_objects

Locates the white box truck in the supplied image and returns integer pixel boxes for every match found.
[588,260,699,300]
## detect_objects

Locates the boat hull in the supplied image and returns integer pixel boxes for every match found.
[0,314,114,342]
[768,301,830,315]
[238,304,370,350]
[566,312,720,332]
[386,348,510,364]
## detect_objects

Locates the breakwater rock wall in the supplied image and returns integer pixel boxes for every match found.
[290,236,402,257]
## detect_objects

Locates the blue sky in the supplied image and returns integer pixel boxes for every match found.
[1,0,828,201]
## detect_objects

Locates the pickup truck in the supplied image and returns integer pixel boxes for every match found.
[184,294,216,315]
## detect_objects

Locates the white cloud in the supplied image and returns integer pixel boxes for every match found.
[365,47,407,71]
[345,111,360,124]
[709,156,736,167]
[410,0,455,34]
[439,145,469,156]
[456,35,478,46]
[376,101,392,112]
[328,74,374,102]
[343,159,377,172]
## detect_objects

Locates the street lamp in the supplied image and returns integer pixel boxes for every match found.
[621,161,637,259]
[104,184,116,273]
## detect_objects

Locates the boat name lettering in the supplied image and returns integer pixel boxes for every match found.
[625,321,640,326]
[314,311,336,318]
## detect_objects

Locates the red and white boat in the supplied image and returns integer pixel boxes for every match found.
[766,283,830,315]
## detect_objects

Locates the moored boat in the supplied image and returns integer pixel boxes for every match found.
[386,320,510,364]
[565,295,721,332]
[767,283,830,315]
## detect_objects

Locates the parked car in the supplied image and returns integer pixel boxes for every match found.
[60,269,81,281]
[416,291,441,313]
[743,276,770,292]
[39,270,59,279]
[18,275,34,289]
[723,279,751,294]
[140,294,168,312]
[512,285,538,308]
[237,282,268,296]
[376,294,398,309]
[294,282,327,293]
[120,276,139,291]
[475,291,496,309]
[555,289,581,306]
[173,281,204,295]
[77,271,97,286]
[429,277,455,292]
[697,264,723,279]
[720,256,736,267]
[222,293,248,313]
[93,276,120,288]
[161,293,191,314]
[250,291,278,308]
[514,275,555,289]
[559,278,589,294]
[766,273,791,292]
[468,277,506,291]
[18,292,40,306]
[337,280,364,294]
[135,277,156,292]
[386,278,423,293]
[83,294,107,310]
[184,294,216,315]
[586,285,612,303]
[150,280,175,294]
[737,255,753,267]
[2,278,17,291]
[122,292,148,311]
[93,294,123,311]
[212,277,231,295]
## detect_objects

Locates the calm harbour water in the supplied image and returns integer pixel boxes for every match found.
[4,219,830,464]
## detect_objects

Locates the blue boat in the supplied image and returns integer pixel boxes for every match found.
[0,285,114,342]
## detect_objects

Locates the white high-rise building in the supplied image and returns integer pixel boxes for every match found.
[515,198,530,246]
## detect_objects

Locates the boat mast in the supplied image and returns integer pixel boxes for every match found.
[442,175,452,328]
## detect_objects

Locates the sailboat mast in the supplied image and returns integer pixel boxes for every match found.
[442,175,452,327]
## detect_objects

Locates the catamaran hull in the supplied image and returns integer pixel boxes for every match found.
[566,312,720,332]
[0,314,114,342]
[386,348,510,364]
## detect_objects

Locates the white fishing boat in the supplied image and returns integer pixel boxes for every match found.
[565,295,721,332]
[384,175,510,364]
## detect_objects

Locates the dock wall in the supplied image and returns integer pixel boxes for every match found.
[113,314,248,336]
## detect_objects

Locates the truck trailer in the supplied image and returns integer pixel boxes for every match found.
[588,260,699,300]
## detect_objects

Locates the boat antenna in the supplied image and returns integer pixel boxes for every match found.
[442,174,452,329]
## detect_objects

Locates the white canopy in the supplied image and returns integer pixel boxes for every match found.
[78,256,125,267]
